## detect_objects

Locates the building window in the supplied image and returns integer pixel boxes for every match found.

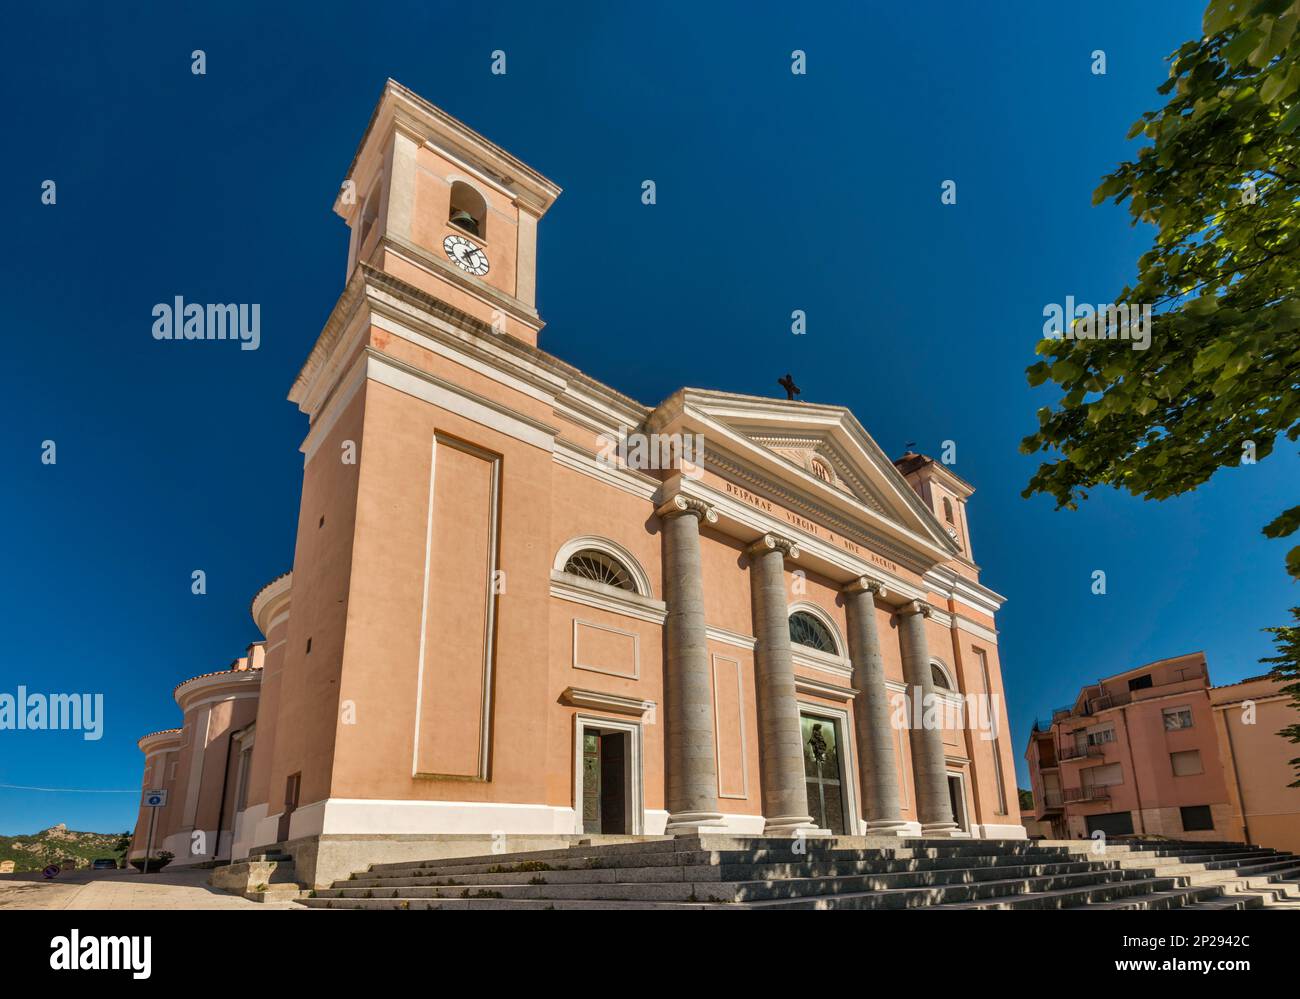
[930,662,953,690]
[789,611,836,653]
[942,497,954,524]
[1082,762,1124,787]
[1180,804,1214,831]
[810,458,832,483]
[449,181,487,239]
[1163,706,1193,731]
[1086,727,1115,746]
[563,549,637,592]
[1128,673,1153,692]
[1170,750,1203,776]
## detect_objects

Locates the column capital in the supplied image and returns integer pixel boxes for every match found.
[843,576,887,598]
[745,532,800,560]
[899,599,932,618]
[655,494,718,524]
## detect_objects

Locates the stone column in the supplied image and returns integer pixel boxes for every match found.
[747,534,817,835]
[842,578,907,834]
[656,495,724,834]
[898,600,958,836]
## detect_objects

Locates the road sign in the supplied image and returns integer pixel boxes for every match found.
[143,789,167,807]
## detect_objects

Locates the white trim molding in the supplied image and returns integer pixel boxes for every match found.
[562,687,655,716]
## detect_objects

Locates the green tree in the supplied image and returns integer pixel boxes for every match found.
[1262,609,1300,785]
[1020,0,1300,775]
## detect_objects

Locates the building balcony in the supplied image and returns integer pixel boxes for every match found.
[1057,743,1105,762]
[1062,785,1111,804]
[1038,789,1064,813]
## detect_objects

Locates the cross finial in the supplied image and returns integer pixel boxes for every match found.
[778,373,800,401]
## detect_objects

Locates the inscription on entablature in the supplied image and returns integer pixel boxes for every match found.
[722,481,901,575]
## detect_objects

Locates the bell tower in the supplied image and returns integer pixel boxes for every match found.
[334,79,562,346]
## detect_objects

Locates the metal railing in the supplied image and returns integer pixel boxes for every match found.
[1057,743,1105,761]
[1040,789,1064,810]
[1063,785,1111,804]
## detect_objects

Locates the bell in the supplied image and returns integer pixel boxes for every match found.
[450,209,479,236]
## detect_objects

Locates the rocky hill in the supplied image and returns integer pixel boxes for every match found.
[0,824,130,872]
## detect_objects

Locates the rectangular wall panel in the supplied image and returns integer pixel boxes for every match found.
[712,654,748,799]
[413,434,501,779]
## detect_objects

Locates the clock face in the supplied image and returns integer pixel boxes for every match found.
[946,525,960,540]
[443,234,490,276]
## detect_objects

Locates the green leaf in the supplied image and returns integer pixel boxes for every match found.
[1264,505,1300,539]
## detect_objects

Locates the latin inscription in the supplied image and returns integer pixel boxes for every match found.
[722,482,900,574]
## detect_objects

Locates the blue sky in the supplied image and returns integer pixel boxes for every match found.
[1,1,1294,835]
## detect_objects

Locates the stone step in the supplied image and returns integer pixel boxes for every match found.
[243,884,310,903]
[1074,886,1255,911]
[342,850,1128,887]
[317,866,1171,907]
[365,843,1113,880]
[337,858,1122,893]
[358,835,1104,876]
[939,875,1210,910]
[299,896,732,910]
[298,836,1300,911]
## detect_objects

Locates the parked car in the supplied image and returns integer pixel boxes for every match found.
[90,858,118,870]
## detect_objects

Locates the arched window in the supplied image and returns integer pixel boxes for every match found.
[449,181,487,239]
[930,662,953,690]
[943,497,955,524]
[789,611,836,653]
[563,549,637,592]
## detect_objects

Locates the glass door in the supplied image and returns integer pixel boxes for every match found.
[801,714,847,834]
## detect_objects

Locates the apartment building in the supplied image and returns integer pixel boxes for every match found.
[1025,653,1232,840]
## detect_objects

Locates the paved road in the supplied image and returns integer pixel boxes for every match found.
[0,868,302,910]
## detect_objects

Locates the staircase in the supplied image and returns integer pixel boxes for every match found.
[296,835,1300,910]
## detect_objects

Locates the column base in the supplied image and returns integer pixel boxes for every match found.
[665,811,726,836]
[919,821,961,838]
[862,818,911,836]
[762,815,823,836]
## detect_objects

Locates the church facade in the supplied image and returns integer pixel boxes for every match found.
[130,80,1023,886]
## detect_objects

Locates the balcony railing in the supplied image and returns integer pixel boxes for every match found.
[1063,785,1111,804]
[1057,743,1105,761]
[1055,666,1208,721]
[1040,789,1064,811]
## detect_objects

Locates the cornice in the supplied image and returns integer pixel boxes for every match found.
[703,443,935,575]
[137,728,183,754]
[173,667,262,711]
[290,264,649,434]
[250,571,292,636]
[337,79,561,221]
[380,232,542,327]
[561,687,654,716]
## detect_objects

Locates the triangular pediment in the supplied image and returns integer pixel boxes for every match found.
[647,389,959,566]
[741,431,894,515]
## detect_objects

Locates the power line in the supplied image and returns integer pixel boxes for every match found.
[0,783,138,794]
